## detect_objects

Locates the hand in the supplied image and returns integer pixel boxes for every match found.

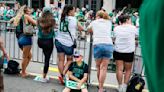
[3,52,9,61]
[77,82,82,89]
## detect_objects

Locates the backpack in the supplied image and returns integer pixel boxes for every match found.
[4,60,21,74]
[126,74,145,92]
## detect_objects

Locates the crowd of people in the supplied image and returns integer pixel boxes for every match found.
[0,2,140,92]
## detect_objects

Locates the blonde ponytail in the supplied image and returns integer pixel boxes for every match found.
[12,5,26,26]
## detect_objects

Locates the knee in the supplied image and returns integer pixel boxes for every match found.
[44,62,49,68]
[62,87,70,92]
[28,53,32,59]
[82,88,88,92]
[100,64,108,71]
[117,67,124,72]
[125,68,132,73]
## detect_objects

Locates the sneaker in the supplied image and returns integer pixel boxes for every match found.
[97,87,107,92]
[58,75,65,85]
[118,85,123,92]
[34,76,49,83]
[122,84,127,92]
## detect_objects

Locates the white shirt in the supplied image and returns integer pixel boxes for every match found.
[88,19,113,45]
[0,7,4,15]
[114,24,139,53]
[56,16,77,47]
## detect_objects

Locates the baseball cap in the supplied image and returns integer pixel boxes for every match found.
[43,7,52,13]
[74,51,81,58]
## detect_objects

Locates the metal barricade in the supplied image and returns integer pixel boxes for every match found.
[0,20,145,85]
[0,21,91,65]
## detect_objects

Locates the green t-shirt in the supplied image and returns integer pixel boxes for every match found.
[37,26,55,39]
[68,62,88,80]
[140,0,164,92]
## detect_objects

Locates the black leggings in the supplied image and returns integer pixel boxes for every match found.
[38,38,53,74]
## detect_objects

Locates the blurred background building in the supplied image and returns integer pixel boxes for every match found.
[0,0,142,13]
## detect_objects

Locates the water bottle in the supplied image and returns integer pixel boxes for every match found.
[3,57,8,69]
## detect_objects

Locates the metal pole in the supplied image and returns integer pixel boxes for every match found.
[13,31,16,58]
[87,34,93,84]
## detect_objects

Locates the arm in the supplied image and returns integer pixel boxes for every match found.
[79,73,88,84]
[9,17,14,23]
[68,71,81,83]
[77,66,88,89]
[25,15,37,25]
[86,23,93,34]
[0,37,9,60]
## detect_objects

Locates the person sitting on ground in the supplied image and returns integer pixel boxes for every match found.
[63,51,88,92]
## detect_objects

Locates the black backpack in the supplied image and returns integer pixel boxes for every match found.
[4,60,21,74]
[126,74,145,92]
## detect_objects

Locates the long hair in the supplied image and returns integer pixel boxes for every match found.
[12,5,28,26]
[60,5,74,22]
[37,12,55,33]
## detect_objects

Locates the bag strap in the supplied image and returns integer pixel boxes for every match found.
[22,15,26,30]
[67,28,74,42]
[61,18,74,42]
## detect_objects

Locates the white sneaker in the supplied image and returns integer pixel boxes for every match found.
[122,84,127,92]
[40,77,49,83]
[118,85,123,92]
[34,76,49,83]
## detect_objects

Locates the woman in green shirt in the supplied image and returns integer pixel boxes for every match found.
[36,7,56,82]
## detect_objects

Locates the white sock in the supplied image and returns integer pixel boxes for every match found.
[123,83,127,88]
[122,83,127,92]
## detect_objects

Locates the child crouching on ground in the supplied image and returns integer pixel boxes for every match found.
[63,51,88,92]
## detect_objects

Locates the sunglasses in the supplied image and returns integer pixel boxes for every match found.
[74,56,80,58]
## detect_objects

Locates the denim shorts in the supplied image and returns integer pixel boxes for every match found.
[18,35,32,48]
[55,40,74,56]
[93,44,113,60]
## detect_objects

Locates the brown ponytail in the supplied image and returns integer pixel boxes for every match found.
[37,12,56,33]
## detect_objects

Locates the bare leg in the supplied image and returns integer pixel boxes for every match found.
[57,53,65,75]
[82,88,88,92]
[96,59,101,83]
[63,55,73,75]
[62,87,71,92]
[124,62,133,84]
[98,58,109,92]
[116,60,124,85]
[21,46,31,77]
[25,52,32,70]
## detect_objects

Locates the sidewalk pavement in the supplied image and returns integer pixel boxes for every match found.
[3,60,148,92]
[4,74,118,92]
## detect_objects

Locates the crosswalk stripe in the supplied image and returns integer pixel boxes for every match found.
[41,67,59,72]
